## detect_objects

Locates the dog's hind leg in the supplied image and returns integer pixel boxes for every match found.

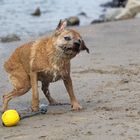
[2,69,31,112]
[41,81,58,105]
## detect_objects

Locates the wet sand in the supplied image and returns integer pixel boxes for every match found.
[0,18,140,140]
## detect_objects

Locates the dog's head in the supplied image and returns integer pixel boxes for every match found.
[52,19,89,58]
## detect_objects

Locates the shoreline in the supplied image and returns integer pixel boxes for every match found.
[0,0,108,38]
[0,18,140,140]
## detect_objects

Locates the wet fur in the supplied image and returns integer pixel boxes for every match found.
[2,20,89,112]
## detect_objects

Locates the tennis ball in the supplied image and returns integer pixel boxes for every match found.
[1,110,20,127]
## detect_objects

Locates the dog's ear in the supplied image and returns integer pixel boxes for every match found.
[81,40,89,53]
[56,19,67,31]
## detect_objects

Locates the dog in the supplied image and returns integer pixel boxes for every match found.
[2,19,89,112]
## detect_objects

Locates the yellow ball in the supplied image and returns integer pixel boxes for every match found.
[1,110,20,127]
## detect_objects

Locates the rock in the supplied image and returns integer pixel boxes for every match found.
[135,12,140,18]
[101,0,140,21]
[101,0,127,8]
[31,7,41,16]
[112,0,127,7]
[101,1,115,7]
[67,16,80,26]
[103,8,124,21]
[91,19,105,24]
[0,34,20,43]
[78,12,87,17]
[115,0,140,20]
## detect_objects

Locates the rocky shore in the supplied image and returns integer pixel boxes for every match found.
[0,18,140,139]
[93,0,140,23]
[2,0,140,44]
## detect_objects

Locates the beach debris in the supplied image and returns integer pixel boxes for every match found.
[31,7,41,16]
[67,16,80,26]
[0,34,20,43]
[78,12,87,17]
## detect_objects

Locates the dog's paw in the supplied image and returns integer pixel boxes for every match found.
[49,99,59,106]
[31,106,39,112]
[71,102,82,111]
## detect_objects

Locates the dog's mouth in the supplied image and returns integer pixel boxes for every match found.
[59,44,80,55]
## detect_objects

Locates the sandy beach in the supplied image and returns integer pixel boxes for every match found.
[0,18,140,140]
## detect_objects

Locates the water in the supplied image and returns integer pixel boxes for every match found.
[0,0,109,38]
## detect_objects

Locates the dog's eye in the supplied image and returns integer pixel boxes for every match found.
[64,36,71,41]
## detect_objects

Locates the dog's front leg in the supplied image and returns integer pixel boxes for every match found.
[30,71,39,111]
[63,76,82,111]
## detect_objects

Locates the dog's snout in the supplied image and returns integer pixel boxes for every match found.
[74,40,81,47]
[73,40,81,52]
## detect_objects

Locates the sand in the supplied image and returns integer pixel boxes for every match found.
[0,18,140,140]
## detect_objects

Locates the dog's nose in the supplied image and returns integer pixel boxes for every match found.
[73,40,81,52]
[74,40,81,47]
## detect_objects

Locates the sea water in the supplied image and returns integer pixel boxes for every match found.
[0,0,109,38]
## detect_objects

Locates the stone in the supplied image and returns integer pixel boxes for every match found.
[101,0,127,8]
[112,0,127,7]
[0,34,20,43]
[103,8,124,21]
[78,12,87,17]
[101,0,140,21]
[135,12,140,18]
[31,7,41,16]
[67,16,80,26]
[91,19,105,24]
[115,0,140,20]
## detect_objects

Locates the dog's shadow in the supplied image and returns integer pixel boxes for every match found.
[0,97,92,120]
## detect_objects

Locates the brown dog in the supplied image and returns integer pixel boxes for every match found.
[2,20,89,112]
